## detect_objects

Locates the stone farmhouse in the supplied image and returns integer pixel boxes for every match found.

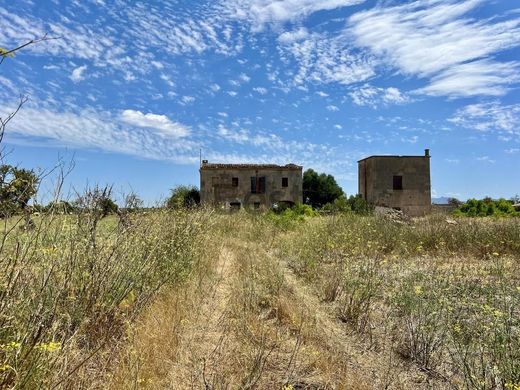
[199,161,303,209]
[358,149,432,216]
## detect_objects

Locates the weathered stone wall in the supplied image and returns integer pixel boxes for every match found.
[200,165,302,209]
[359,156,431,216]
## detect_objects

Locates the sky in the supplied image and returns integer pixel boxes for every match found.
[0,0,519,204]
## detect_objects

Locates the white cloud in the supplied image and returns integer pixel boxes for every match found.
[120,109,190,138]
[278,32,375,86]
[347,0,520,97]
[326,105,339,112]
[316,91,329,97]
[334,124,343,129]
[239,73,251,83]
[505,148,519,154]
[349,85,409,107]
[6,106,195,163]
[476,156,495,163]
[449,102,520,136]
[180,96,195,105]
[223,0,365,31]
[210,83,221,92]
[253,87,268,95]
[278,27,309,44]
[70,65,88,82]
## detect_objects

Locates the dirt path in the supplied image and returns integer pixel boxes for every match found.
[274,253,437,389]
[167,245,237,388]
[109,233,447,389]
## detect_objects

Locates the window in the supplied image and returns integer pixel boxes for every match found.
[250,176,266,194]
[393,175,403,190]
[232,177,239,187]
[253,202,260,209]
[282,177,288,187]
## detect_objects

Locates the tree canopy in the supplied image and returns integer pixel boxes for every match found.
[0,165,39,217]
[302,169,344,209]
[167,186,200,209]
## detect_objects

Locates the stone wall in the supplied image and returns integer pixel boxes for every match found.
[200,164,302,209]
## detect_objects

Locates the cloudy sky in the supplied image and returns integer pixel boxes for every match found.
[0,0,519,202]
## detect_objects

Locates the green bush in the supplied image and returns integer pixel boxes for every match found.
[454,198,518,217]
[322,195,372,215]
[166,185,200,209]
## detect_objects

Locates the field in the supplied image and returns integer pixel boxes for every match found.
[1,210,519,389]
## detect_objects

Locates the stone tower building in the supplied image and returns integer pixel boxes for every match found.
[200,161,303,209]
[358,150,431,216]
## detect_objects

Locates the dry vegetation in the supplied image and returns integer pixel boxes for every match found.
[1,209,519,389]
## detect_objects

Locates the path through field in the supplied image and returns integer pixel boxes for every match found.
[110,230,445,389]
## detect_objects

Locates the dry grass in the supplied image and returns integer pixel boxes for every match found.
[2,209,519,389]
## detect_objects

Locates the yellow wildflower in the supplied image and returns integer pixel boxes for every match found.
[414,285,423,295]
[36,342,61,353]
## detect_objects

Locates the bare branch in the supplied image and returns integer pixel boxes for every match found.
[0,34,60,65]
[0,95,28,148]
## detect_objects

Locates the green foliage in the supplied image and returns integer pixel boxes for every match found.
[45,200,75,214]
[454,198,519,217]
[0,164,39,217]
[322,194,373,215]
[302,169,344,209]
[265,203,317,230]
[166,185,200,209]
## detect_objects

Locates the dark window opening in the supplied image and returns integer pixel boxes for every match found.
[253,202,260,209]
[230,202,241,210]
[250,176,266,194]
[232,177,239,187]
[282,177,288,187]
[393,175,403,190]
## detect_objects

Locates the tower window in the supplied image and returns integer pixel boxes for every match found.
[393,175,403,190]
[282,177,288,187]
[232,177,239,187]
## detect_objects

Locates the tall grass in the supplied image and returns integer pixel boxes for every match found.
[278,213,520,389]
[0,207,210,388]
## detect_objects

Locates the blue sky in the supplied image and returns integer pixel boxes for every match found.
[0,0,519,203]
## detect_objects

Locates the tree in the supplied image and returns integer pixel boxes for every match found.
[0,164,39,217]
[302,169,344,209]
[166,186,200,209]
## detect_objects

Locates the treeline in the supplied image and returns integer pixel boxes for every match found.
[454,197,519,217]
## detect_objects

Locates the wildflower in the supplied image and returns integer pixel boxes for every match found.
[505,383,520,390]
[0,364,13,372]
[414,285,423,295]
[282,385,294,390]
[36,342,61,353]
[1,342,21,351]
[492,252,499,257]
[453,324,462,334]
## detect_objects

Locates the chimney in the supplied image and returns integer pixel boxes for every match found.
[425,149,430,157]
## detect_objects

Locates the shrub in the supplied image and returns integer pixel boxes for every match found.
[454,198,519,217]
[166,185,200,209]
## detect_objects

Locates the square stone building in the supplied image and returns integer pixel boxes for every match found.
[200,161,303,209]
[358,150,431,216]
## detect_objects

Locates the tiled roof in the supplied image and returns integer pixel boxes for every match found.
[200,163,302,170]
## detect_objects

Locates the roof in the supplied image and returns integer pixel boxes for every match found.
[200,162,302,170]
[358,155,429,163]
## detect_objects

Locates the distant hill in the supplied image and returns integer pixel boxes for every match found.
[432,197,450,205]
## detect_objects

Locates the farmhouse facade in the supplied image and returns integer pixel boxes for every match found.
[199,161,303,209]
[358,150,431,216]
